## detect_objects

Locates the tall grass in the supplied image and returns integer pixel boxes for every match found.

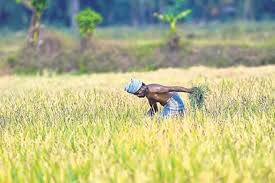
[0,66,274,182]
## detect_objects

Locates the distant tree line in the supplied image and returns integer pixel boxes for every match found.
[1,0,275,30]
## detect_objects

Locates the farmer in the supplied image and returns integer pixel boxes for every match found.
[124,79,194,118]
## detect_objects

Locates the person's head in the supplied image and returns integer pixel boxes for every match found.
[125,79,147,98]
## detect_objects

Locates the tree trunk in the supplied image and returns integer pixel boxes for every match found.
[155,0,160,13]
[243,0,254,20]
[168,33,180,51]
[80,33,93,52]
[28,10,41,47]
[138,0,145,25]
[70,0,79,30]
[131,0,139,26]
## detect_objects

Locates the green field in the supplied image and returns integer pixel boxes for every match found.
[0,66,274,182]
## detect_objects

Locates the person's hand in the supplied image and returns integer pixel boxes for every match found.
[147,109,155,117]
[191,87,199,93]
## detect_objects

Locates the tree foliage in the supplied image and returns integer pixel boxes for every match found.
[1,0,275,30]
[154,9,192,33]
[16,0,47,12]
[154,0,192,49]
[76,8,103,37]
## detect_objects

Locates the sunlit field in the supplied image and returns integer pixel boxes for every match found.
[0,66,274,182]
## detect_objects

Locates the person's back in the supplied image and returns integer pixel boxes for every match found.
[125,79,194,118]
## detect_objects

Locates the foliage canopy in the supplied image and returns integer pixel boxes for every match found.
[16,0,47,13]
[76,8,103,37]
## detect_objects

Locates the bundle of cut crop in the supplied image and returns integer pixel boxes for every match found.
[189,85,208,110]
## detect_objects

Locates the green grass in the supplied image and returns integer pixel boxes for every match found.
[2,21,275,53]
[0,66,274,182]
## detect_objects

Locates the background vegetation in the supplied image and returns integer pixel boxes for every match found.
[1,0,275,30]
[0,22,274,74]
[0,0,274,74]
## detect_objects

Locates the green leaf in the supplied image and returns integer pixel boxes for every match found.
[31,0,47,12]
[154,13,174,23]
[175,9,192,20]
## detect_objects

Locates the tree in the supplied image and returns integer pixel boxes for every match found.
[76,8,103,50]
[243,0,254,20]
[154,9,192,33]
[16,0,47,47]
[154,0,192,49]
[70,0,79,30]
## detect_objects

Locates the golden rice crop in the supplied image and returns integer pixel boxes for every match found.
[0,66,274,183]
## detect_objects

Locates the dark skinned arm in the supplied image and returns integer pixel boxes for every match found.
[147,99,158,117]
[147,84,193,94]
